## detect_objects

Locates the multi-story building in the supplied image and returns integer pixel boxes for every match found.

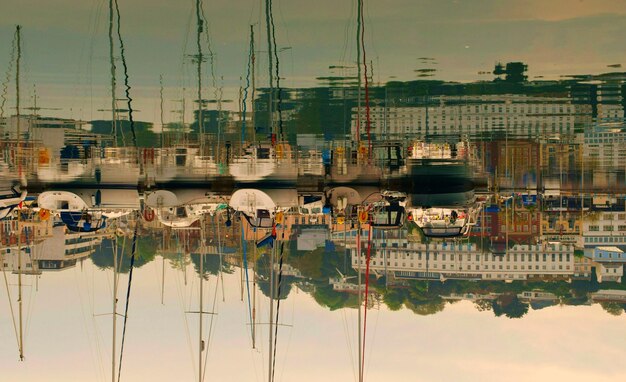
[581,211,626,247]
[349,235,576,282]
[351,95,590,138]
[584,246,625,283]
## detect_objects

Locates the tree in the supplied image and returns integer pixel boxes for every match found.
[492,294,529,319]
[600,302,624,316]
[474,299,493,312]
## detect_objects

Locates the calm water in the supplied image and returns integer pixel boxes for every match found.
[1,1,626,381]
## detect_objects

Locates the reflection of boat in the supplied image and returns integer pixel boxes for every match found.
[37,189,139,232]
[0,187,27,220]
[409,202,481,237]
[145,189,227,228]
[38,191,106,232]
[229,188,297,228]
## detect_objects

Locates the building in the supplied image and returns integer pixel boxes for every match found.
[348,234,576,282]
[351,94,589,138]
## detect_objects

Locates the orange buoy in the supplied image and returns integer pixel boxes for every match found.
[38,209,51,221]
[275,211,284,224]
[358,210,369,224]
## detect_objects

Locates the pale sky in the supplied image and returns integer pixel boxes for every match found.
[1,258,625,382]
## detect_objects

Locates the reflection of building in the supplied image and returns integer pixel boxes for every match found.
[591,289,626,303]
[584,246,625,283]
[1,226,104,274]
[517,290,559,310]
[582,211,626,247]
[351,95,589,137]
[349,234,577,282]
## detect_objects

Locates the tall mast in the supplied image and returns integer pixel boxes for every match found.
[357,222,363,382]
[108,2,119,380]
[252,228,257,349]
[265,0,274,141]
[251,25,256,144]
[112,235,118,382]
[356,0,362,146]
[16,28,23,357]
[267,238,275,382]
[109,0,117,146]
[199,221,205,382]
[196,0,204,147]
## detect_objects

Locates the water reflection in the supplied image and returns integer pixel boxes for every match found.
[2,0,626,380]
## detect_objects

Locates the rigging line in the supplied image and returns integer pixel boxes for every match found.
[114,0,136,147]
[269,0,284,141]
[201,264,221,381]
[242,26,254,148]
[277,295,295,382]
[364,301,381,381]
[360,0,372,158]
[173,253,196,375]
[0,254,20,349]
[72,265,103,382]
[340,309,357,382]
[0,28,17,120]
[271,241,285,382]
[360,223,373,380]
[116,217,139,382]
[242,219,254,341]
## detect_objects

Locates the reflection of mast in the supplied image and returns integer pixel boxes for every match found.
[108,0,117,146]
[252,227,257,349]
[195,0,204,147]
[15,25,24,361]
[265,0,274,140]
[108,0,118,379]
[16,25,21,139]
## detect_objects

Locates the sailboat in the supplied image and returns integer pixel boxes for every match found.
[144,189,227,228]
[36,189,138,232]
[229,188,296,229]
[0,186,26,220]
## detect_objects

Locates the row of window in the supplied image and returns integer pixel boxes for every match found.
[360,259,571,272]
[359,252,572,262]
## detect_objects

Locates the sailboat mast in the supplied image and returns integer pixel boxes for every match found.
[112,238,118,382]
[356,0,362,145]
[15,25,21,139]
[357,223,362,382]
[196,0,204,146]
[107,2,119,379]
[251,25,256,144]
[267,240,275,382]
[265,0,274,141]
[109,0,117,145]
[16,82,23,360]
[252,228,257,349]
[199,226,204,382]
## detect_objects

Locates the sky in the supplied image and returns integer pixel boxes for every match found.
[1,258,626,382]
[1,0,625,123]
